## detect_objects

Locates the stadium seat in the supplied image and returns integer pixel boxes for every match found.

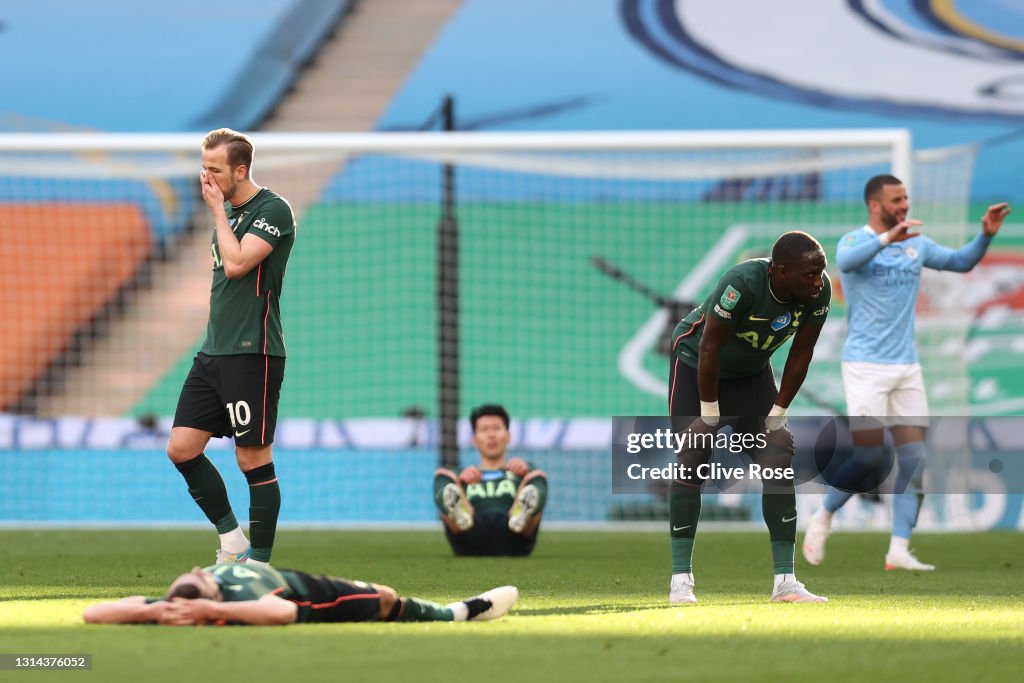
[0,203,151,411]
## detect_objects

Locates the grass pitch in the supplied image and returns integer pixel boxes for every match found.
[1,529,1021,682]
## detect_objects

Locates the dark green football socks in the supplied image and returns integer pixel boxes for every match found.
[389,597,454,622]
[669,481,701,573]
[245,462,280,563]
[763,486,797,574]
[174,453,238,534]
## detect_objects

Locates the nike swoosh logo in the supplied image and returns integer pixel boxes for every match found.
[226,585,242,591]
[748,316,770,321]
[672,525,691,531]
[781,515,797,523]
[234,429,251,438]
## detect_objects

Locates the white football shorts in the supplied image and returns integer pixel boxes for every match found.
[841,360,930,429]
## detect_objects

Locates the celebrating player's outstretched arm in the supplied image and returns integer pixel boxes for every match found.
[981,202,1011,236]
[881,218,922,244]
[804,175,1011,572]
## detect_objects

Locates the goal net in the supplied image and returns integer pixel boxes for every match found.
[0,130,990,528]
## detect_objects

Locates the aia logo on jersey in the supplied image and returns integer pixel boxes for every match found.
[771,312,791,331]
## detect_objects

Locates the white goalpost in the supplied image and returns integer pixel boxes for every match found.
[0,128,993,529]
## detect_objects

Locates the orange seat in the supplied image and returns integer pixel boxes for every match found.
[0,203,151,411]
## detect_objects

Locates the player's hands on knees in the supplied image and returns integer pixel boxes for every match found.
[764,413,787,433]
[683,415,718,437]
[159,598,215,626]
[762,425,796,458]
[982,202,1011,236]
[506,458,529,477]
[672,417,715,483]
[884,219,922,244]
[458,465,482,485]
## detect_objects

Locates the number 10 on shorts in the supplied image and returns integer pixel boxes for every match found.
[226,401,251,429]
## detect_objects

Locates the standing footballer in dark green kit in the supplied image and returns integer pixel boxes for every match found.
[166,129,295,567]
[668,231,831,605]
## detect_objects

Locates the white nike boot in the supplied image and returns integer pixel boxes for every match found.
[771,574,828,603]
[669,573,697,605]
[802,507,832,566]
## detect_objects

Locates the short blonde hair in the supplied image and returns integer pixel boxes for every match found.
[202,128,254,176]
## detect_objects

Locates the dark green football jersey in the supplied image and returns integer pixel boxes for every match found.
[465,468,529,515]
[672,258,831,379]
[204,563,293,602]
[147,566,296,610]
[201,188,295,357]
[202,563,375,623]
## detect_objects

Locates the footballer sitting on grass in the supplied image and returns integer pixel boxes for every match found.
[83,563,517,626]
[433,404,548,556]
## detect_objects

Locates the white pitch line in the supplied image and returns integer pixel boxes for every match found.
[619,226,749,397]
[970,397,1024,416]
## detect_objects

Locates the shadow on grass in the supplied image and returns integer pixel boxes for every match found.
[0,625,1017,683]
[0,591,140,602]
[517,603,673,616]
